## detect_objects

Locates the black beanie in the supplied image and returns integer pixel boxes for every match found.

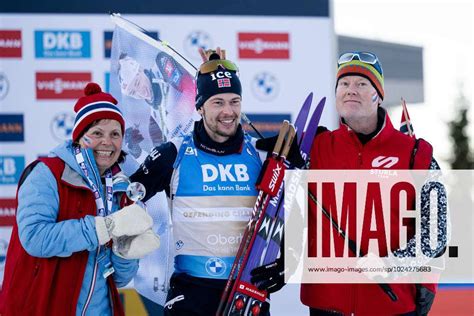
[195,53,242,109]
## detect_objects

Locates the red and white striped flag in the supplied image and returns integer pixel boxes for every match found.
[400,98,415,138]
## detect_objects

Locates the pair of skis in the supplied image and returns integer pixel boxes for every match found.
[216,93,326,316]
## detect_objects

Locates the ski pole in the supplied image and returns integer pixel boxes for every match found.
[307,190,398,302]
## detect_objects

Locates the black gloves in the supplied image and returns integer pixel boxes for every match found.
[255,135,305,168]
[250,257,286,294]
[250,235,302,294]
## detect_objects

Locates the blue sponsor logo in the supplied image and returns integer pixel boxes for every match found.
[35,31,91,58]
[103,30,159,58]
[205,257,226,277]
[0,114,24,142]
[0,156,24,185]
[242,114,291,138]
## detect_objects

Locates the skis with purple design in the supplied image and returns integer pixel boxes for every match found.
[219,93,326,316]
[257,95,326,268]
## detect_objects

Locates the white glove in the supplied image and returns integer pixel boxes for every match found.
[95,204,153,245]
[357,252,389,280]
[113,229,160,259]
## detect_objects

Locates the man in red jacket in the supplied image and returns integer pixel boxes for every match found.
[300,51,442,316]
[249,51,445,315]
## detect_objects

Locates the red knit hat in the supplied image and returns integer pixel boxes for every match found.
[72,82,125,141]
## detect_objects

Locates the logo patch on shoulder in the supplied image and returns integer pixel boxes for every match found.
[185,147,196,155]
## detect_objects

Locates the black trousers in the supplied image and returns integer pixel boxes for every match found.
[164,273,270,316]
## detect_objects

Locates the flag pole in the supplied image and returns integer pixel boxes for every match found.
[401,97,414,137]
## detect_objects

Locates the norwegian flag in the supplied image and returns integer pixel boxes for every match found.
[217,78,231,88]
[400,98,415,138]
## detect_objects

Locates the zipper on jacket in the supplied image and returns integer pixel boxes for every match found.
[166,194,174,293]
[81,247,100,316]
[351,284,357,315]
[33,264,40,276]
[108,285,115,315]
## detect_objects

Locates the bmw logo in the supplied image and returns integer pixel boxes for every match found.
[184,31,213,61]
[205,257,226,277]
[0,72,9,100]
[51,112,75,142]
[251,72,279,101]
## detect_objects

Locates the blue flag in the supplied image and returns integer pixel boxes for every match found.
[109,15,200,306]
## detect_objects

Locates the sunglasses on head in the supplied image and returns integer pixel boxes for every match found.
[198,59,239,74]
[338,52,383,74]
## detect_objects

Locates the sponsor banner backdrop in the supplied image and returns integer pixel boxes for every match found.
[0,13,335,169]
[0,13,334,313]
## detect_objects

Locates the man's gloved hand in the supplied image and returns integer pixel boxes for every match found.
[113,229,161,259]
[250,257,286,293]
[95,204,153,245]
[255,135,305,168]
